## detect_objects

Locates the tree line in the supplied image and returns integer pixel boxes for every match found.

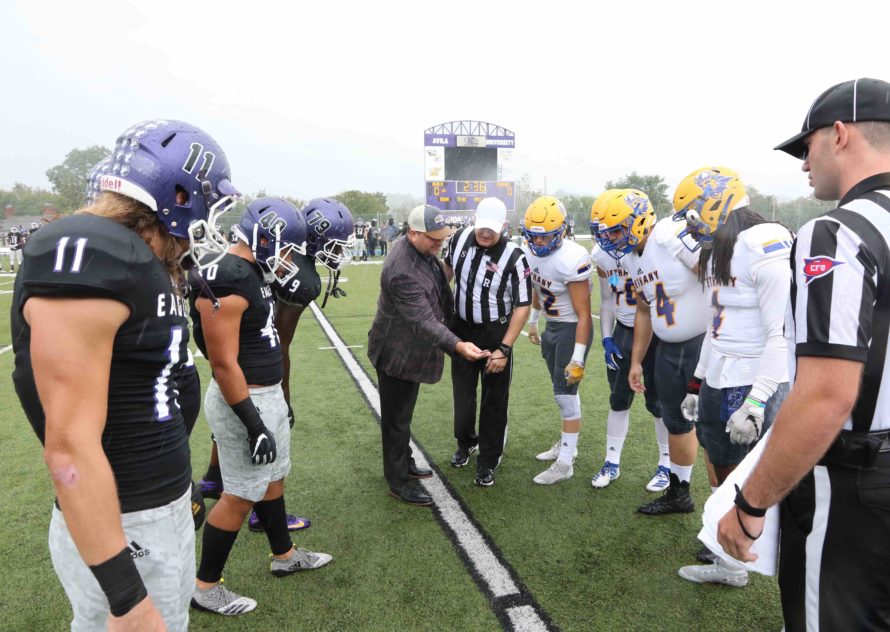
[2,146,834,232]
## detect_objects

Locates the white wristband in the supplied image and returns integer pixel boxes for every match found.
[529,308,541,326]
[571,343,587,364]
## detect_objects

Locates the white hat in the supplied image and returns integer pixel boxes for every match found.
[474,197,507,233]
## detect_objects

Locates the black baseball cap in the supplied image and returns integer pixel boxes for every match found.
[775,78,890,159]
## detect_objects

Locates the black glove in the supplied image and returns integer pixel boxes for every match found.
[231,398,277,465]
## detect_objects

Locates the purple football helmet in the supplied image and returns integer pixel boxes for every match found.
[301,198,355,271]
[84,156,112,205]
[99,119,239,270]
[233,197,307,284]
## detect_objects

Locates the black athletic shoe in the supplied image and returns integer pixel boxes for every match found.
[450,444,478,468]
[637,473,694,515]
[474,466,495,487]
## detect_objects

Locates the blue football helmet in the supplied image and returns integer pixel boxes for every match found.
[301,198,355,271]
[100,119,239,270]
[85,156,112,205]
[233,197,307,284]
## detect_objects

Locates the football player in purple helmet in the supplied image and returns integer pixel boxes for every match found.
[12,119,238,631]
[190,198,332,615]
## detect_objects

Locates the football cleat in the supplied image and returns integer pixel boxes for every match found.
[590,462,620,488]
[645,465,671,492]
[248,511,311,533]
[533,460,573,485]
[535,440,578,462]
[198,478,223,500]
[678,559,749,587]
[270,548,333,577]
[191,580,257,616]
[637,473,694,515]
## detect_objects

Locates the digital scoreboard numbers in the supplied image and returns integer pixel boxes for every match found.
[423,121,515,212]
[426,181,514,211]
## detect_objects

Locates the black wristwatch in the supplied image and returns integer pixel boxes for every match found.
[497,343,512,357]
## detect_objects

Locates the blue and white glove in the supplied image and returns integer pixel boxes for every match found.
[726,396,766,445]
[602,337,623,371]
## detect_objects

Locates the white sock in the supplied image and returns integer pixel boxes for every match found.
[558,431,578,464]
[654,418,671,468]
[605,409,630,464]
[672,462,693,483]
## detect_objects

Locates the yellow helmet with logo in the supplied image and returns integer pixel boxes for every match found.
[672,166,749,250]
[521,196,567,256]
[592,189,655,260]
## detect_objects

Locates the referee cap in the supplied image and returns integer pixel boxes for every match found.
[775,77,890,159]
[408,204,455,240]
[474,197,507,233]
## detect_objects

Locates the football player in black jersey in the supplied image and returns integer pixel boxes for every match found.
[190,198,333,616]
[197,198,355,532]
[7,225,23,272]
[11,120,237,631]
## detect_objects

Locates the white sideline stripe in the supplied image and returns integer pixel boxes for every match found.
[318,344,364,351]
[508,606,549,631]
[0,344,12,355]
[309,303,550,617]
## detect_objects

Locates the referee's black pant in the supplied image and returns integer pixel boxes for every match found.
[451,317,511,470]
[779,439,890,631]
[376,369,420,492]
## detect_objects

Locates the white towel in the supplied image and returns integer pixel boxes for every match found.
[698,427,780,576]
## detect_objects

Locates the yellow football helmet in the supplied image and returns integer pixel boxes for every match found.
[593,189,656,260]
[522,196,567,256]
[673,166,749,250]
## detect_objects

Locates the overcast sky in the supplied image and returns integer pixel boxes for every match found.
[1,1,887,202]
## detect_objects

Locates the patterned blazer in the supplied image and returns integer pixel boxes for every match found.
[367,236,459,383]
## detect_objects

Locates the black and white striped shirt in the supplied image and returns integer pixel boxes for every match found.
[790,173,890,432]
[446,227,532,324]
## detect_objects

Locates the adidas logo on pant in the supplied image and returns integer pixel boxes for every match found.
[128,541,150,558]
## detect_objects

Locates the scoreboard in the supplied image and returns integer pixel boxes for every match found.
[423,121,515,212]
[426,180,514,210]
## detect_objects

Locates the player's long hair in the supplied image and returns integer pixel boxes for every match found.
[77,192,184,286]
[698,208,773,287]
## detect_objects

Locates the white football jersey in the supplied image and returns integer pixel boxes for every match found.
[523,239,592,323]
[703,223,793,387]
[623,217,709,342]
[591,243,636,327]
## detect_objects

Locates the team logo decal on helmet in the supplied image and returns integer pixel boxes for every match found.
[521,196,567,257]
[672,166,749,251]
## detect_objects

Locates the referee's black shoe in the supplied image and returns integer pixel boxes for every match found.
[450,444,479,468]
[637,473,694,515]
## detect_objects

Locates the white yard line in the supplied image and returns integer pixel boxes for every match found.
[309,302,551,632]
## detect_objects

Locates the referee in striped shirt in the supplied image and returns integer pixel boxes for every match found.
[718,78,890,631]
[444,197,532,487]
